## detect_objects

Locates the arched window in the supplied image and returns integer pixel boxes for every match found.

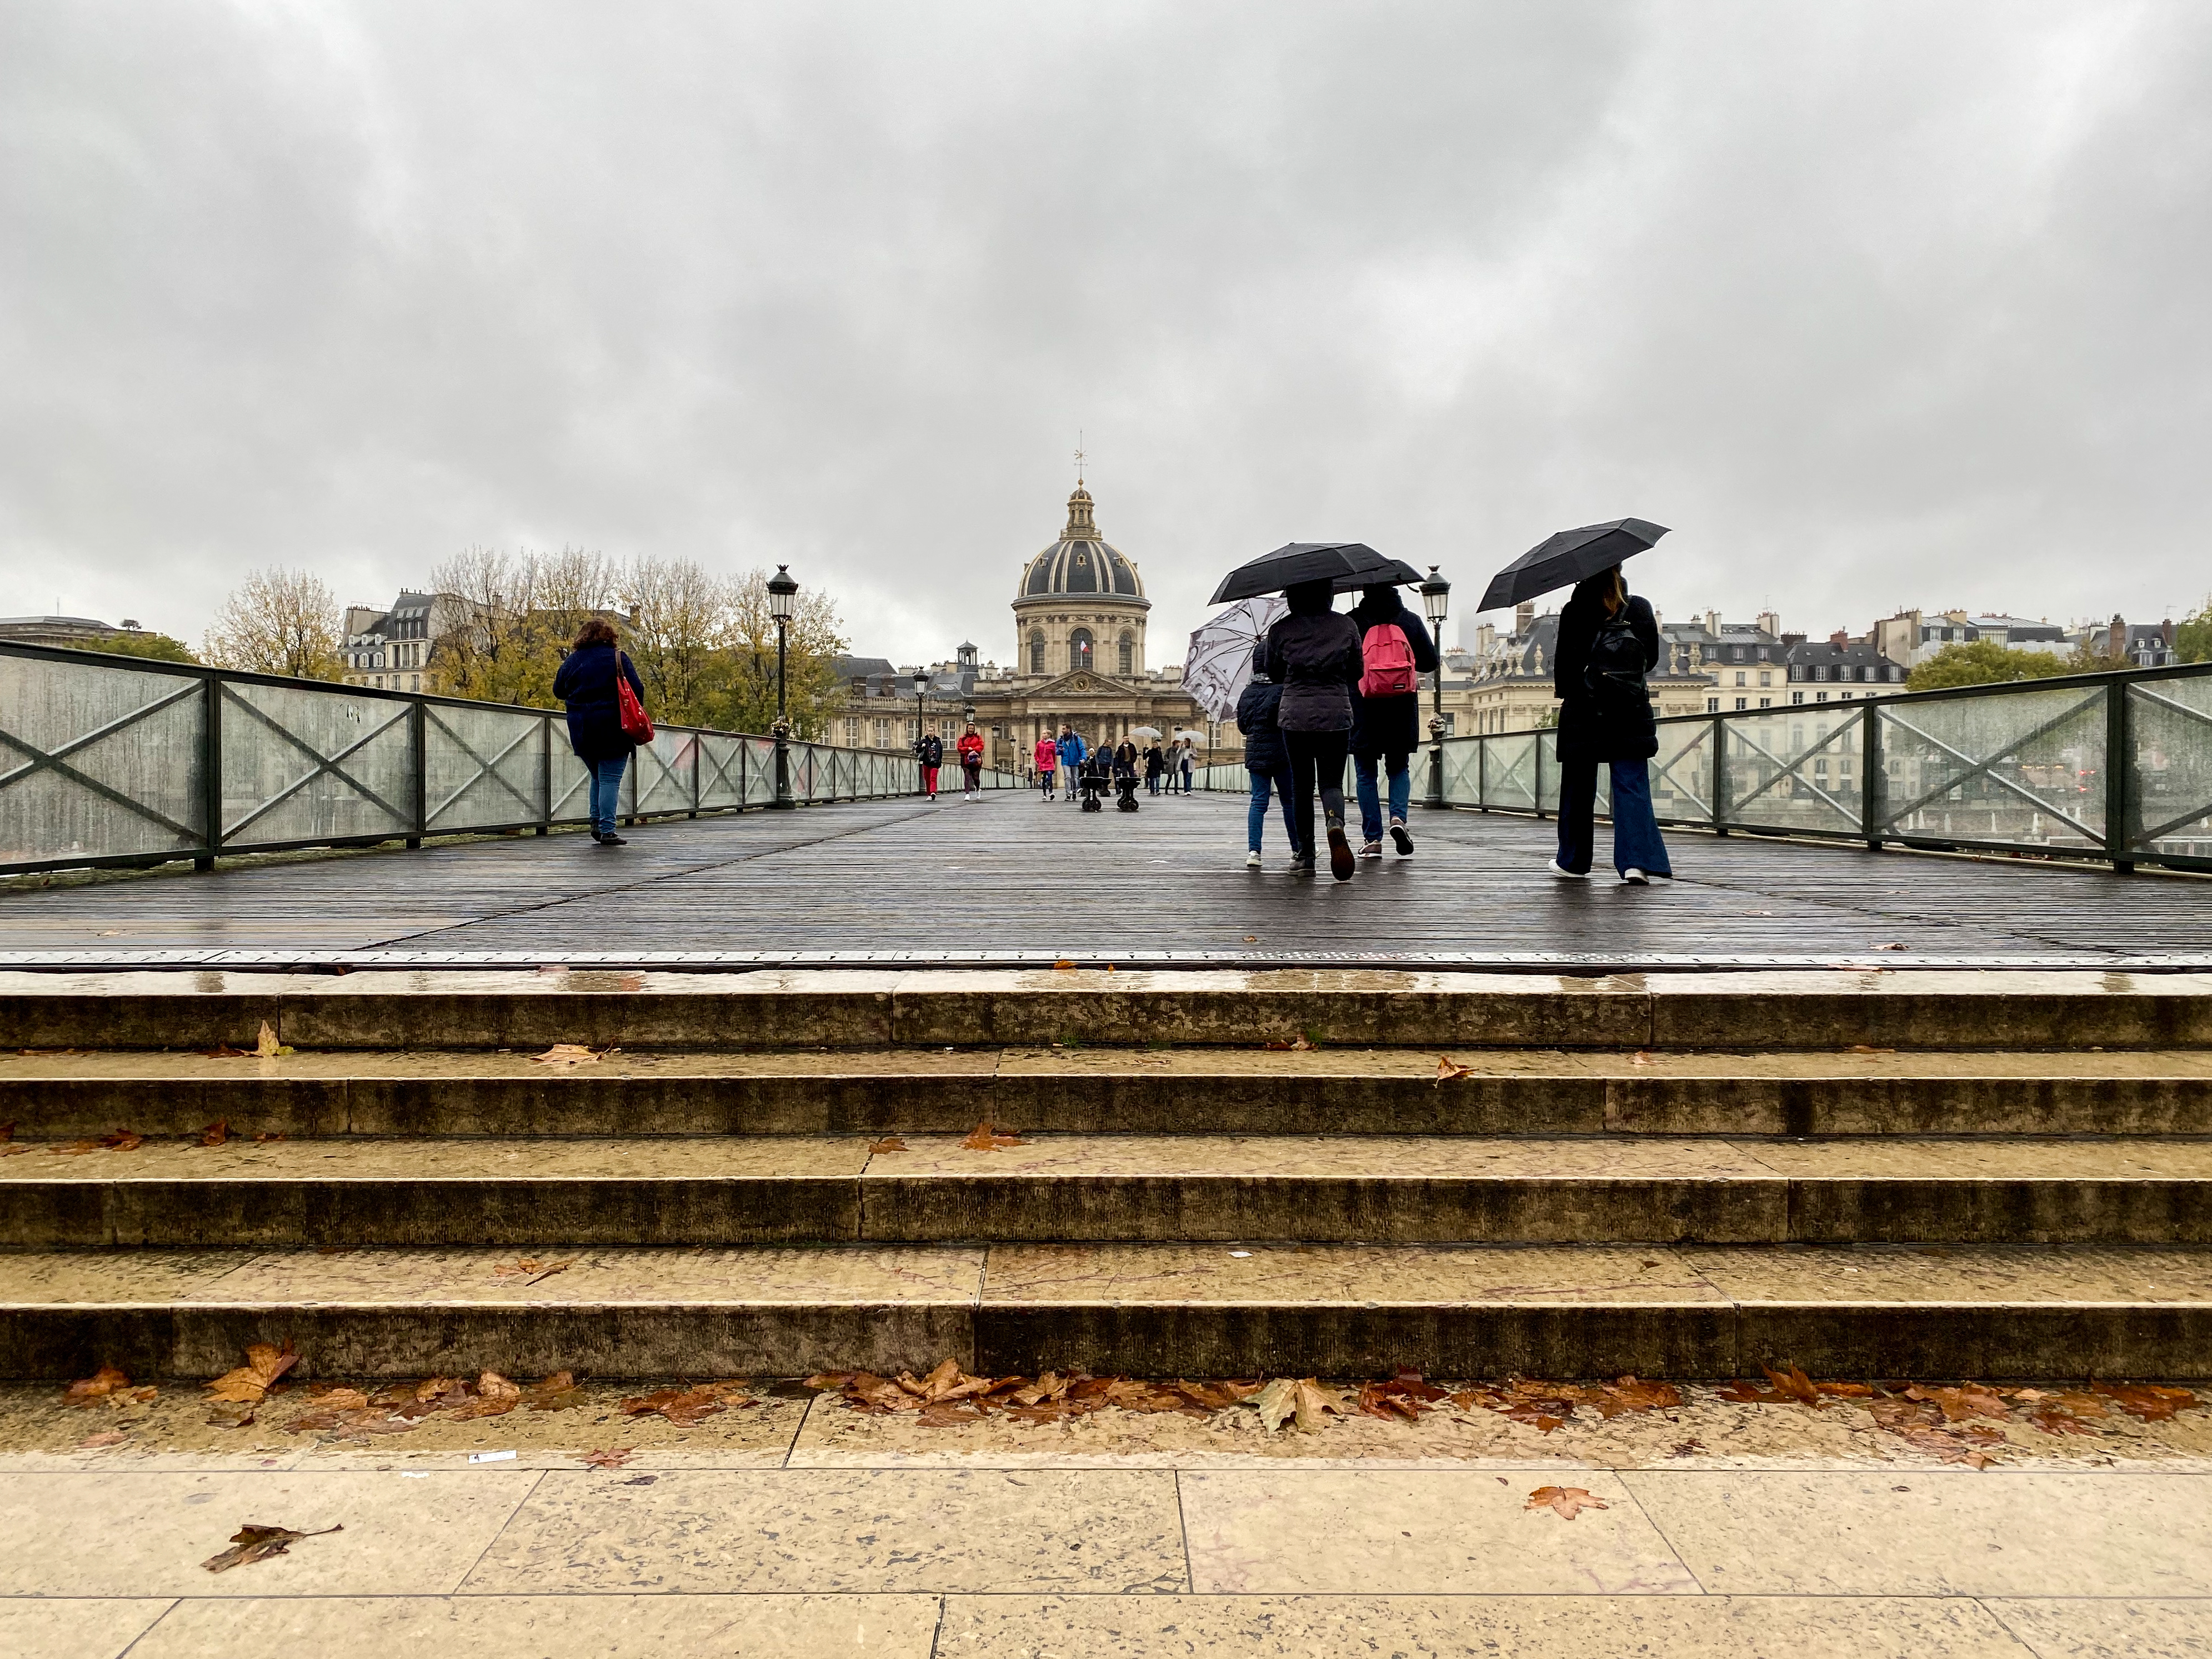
[1029,631,1046,674]
[1118,633,1134,676]
[1070,629,1093,672]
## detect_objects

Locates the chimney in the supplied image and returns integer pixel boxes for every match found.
[1756,611,1780,639]
[1829,629,1849,648]
[1703,609,1720,636]
[1514,601,1534,637]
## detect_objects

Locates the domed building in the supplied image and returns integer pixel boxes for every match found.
[828,480,1210,771]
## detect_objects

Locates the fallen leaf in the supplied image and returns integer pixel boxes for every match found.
[1435,1056,1475,1083]
[1527,1485,1609,1520]
[529,1043,602,1068]
[1848,1045,1898,1055]
[205,1402,257,1429]
[620,1380,757,1426]
[447,1372,523,1421]
[197,1119,229,1147]
[202,1522,341,1573]
[284,1389,374,1433]
[1250,1377,1299,1433]
[960,1119,1025,1151]
[867,1136,908,1154]
[414,1376,467,1402]
[2094,1382,2200,1422]
[521,1371,582,1411]
[1905,1383,2010,1422]
[1052,960,1076,969]
[1629,1050,1657,1067]
[491,1256,577,1284]
[64,1365,133,1407]
[199,1043,251,1058]
[1355,1369,1451,1421]
[76,1430,129,1448]
[254,1021,294,1059]
[95,1128,144,1153]
[206,1341,301,1405]
[1291,1378,1340,1433]
[578,1447,634,1468]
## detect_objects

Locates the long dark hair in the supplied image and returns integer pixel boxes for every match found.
[573,616,619,651]
[1572,566,1628,616]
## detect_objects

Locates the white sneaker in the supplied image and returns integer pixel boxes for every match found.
[1245,851,1263,868]
[1547,860,1587,880]
[1358,841,1383,860]
[1620,868,1650,885]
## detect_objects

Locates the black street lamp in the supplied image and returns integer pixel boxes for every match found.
[912,669,931,794]
[1420,566,1452,806]
[768,564,798,809]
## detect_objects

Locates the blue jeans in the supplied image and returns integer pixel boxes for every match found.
[1248,767,1301,855]
[588,752,629,836]
[1353,750,1412,843]
[1557,758,1672,877]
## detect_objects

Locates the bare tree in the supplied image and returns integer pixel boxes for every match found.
[202,568,343,679]
[622,556,732,727]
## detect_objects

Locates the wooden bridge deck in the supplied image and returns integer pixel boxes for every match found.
[2,791,2208,966]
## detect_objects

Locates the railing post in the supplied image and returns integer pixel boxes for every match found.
[537,716,551,834]
[689,730,700,818]
[1861,702,1883,852]
[196,673,222,871]
[406,698,426,848]
[1710,713,1727,835]
[1533,733,1547,821]
[2108,677,2135,875]
[1476,736,1487,811]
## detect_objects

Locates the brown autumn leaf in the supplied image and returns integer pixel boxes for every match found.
[1355,1369,1451,1421]
[1905,1383,2010,1422]
[199,1043,251,1058]
[529,1043,603,1068]
[578,1447,635,1468]
[254,1021,294,1059]
[202,1522,341,1573]
[1250,1377,1299,1432]
[1435,1056,1475,1083]
[1848,1044,1898,1054]
[206,1341,301,1405]
[77,1430,129,1449]
[64,1365,133,1407]
[1590,1376,1684,1417]
[1052,960,1077,969]
[1527,1485,1609,1520]
[284,1388,374,1433]
[197,1119,229,1147]
[59,1128,145,1154]
[522,1371,582,1411]
[620,1380,757,1426]
[867,1136,908,1153]
[1629,1050,1657,1067]
[206,1402,258,1429]
[960,1118,1025,1151]
[2094,1382,2200,1422]
[491,1256,577,1284]
[447,1372,523,1421]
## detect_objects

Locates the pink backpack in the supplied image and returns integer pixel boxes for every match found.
[1359,622,1417,697]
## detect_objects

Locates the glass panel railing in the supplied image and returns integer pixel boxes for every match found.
[423,703,544,832]
[2130,676,2212,863]
[1874,683,2106,853]
[219,681,414,850]
[0,653,207,866]
[1719,704,1863,836]
[1649,719,1715,826]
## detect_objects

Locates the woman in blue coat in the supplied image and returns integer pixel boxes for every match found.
[552,617,648,846]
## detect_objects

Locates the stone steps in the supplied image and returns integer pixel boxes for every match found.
[8,966,2212,1052]
[6,1050,2212,1137]
[2,1241,2204,1381]
[7,1135,2212,1248]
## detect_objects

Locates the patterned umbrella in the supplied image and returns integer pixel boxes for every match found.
[1182,594,1287,721]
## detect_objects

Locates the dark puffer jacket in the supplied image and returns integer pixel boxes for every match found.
[1264,588,1362,734]
[1552,588,1660,764]
[552,644,647,762]
[1348,589,1440,756]
[1237,662,1289,775]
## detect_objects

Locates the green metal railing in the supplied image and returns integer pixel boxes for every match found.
[1198,662,2212,873]
[0,641,1009,876]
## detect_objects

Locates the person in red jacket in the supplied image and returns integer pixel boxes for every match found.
[1033,732,1058,799]
[957,724,986,798]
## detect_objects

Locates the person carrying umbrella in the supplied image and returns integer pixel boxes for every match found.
[1348,583,1439,859]
[1265,579,1363,879]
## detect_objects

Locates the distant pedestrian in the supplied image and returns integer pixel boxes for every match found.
[552,617,648,846]
[1112,738,1142,811]
[1265,578,1362,880]
[1144,743,1164,795]
[1349,583,1439,860]
[1177,739,1195,794]
[915,729,944,800]
[1237,642,1300,868]
[1034,732,1059,799]
[1550,564,1673,886]
[957,724,985,798]
[1055,725,1087,801]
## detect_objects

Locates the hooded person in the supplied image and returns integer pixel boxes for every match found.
[1549,564,1673,885]
[1349,583,1440,859]
[1264,577,1363,880]
[1055,725,1087,801]
[1033,730,1059,798]
[1235,640,1302,868]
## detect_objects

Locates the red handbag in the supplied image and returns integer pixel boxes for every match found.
[616,657,654,743]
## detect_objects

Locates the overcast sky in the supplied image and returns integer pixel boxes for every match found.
[4,1,2208,663]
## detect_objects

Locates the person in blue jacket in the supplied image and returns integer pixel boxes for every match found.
[1054,726,1087,802]
[1236,642,1301,868]
[551,617,648,846]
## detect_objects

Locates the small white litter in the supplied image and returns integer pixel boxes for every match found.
[1228,1251,1253,1258]
[468,1450,517,1463]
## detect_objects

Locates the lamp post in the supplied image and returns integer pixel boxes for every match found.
[1420,566,1452,807]
[768,564,798,809]
[912,669,931,794]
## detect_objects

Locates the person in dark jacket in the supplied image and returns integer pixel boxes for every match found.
[1264,578,1362,880]
[1349,584,1440,860]
[552,617,648,846]
[1236,642,1301,868]
[915,730,944,799]
[1144,742,1165,795]
[1550,564,1673,885]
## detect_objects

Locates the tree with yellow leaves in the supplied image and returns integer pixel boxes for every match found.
[201,568,343,680]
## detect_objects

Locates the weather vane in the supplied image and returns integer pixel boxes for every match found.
[1074,432,1086,487]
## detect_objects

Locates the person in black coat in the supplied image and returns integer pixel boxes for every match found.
[1264,578,1363,880]
[1348,584,1440,860]
[1235,641,1301,869]
[551,617,648,846]
[1549,565,1673,885]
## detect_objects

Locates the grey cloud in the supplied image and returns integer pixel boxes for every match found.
[2,0,2206,660]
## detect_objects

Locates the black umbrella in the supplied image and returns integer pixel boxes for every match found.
[1477,519,1670,613]
[1209,542,1409,604]
[1330,557,1425,594]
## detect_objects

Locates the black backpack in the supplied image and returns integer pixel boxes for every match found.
[1584,610,1647,713]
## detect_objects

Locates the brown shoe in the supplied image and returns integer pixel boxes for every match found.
[1327,824,1355,881]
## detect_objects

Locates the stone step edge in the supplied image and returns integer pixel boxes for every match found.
[3,1240,2206,1380]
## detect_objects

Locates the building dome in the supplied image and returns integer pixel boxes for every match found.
[1017,486,1147,601]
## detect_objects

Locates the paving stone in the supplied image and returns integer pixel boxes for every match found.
[0,1599,174,1659]
[1982,1598,2212,1658]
